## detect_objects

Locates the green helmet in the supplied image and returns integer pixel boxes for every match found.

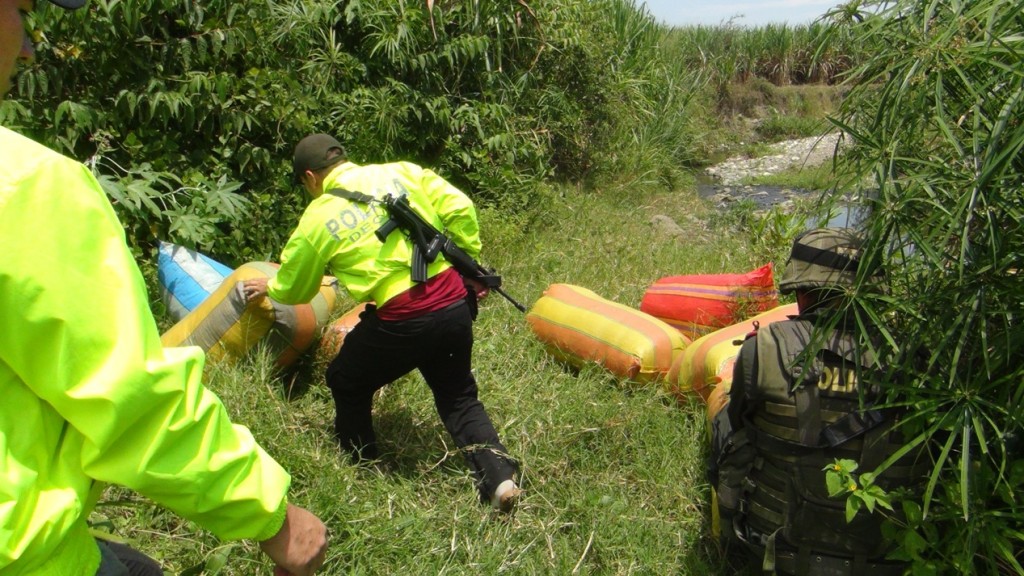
[778,227,865,294]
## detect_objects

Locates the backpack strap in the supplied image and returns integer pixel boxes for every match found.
[793,385,823,447]
[820,406,887,448]
[772,321,824,446]
[760,530,817,576]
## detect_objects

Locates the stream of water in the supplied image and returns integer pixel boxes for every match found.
[696,177,869,230]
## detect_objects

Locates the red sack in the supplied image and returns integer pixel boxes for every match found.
[640,264,778,341]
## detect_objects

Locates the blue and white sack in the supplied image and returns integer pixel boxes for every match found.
[157,241,233,322]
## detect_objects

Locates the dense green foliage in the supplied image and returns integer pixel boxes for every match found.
[2,0,857,267]
[830,0,1024,573]
[2,0,704,267]
[662,17,865,89]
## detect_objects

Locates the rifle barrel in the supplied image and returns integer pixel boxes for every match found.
[494,286,528,312]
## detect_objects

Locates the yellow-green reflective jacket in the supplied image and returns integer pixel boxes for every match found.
[0,127,290,576]
[267,161,481,306]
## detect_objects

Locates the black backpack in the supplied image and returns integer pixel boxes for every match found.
[711,318,925,576]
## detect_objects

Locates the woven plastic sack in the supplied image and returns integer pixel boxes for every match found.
[706,383,730,427]
[639,264,779,341]
[161,262,339,368]
[527,283,691,383]
[315,302,368,365]
[157,241,233,322]
[665,303,797,403]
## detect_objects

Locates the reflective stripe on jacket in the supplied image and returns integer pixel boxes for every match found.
[0,127,290,575]
[267,160,481,306]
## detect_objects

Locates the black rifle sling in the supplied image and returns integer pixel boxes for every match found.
[326,186,418,247]
[327,187,376,204]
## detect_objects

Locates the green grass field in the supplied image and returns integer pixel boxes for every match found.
[95,180,777,575]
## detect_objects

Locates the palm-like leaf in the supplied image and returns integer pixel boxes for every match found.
[833,0,1024,572]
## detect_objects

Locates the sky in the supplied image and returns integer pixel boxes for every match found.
[639,0,839,28]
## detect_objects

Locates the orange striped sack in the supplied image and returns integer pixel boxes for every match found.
[316,302,369,365]
[665,303,798,403]
[526,283,691,383]
[161,262,339,368]
[639,264,779,341]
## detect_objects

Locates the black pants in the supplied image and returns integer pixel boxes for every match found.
[96,539,163,576]
[327,299,517,501]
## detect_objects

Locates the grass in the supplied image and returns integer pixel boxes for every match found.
[93,181,771,575]
[743,160,838,190]
[754,113,828,141]
[722,81,841,123]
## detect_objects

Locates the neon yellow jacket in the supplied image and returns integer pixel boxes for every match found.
[268,161,481,306]
[0,127,290,575]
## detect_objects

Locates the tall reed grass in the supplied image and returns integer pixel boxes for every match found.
[663,19,865,87]
[827,0,1024,572]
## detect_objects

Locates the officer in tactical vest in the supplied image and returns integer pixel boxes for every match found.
[709,228,923,576]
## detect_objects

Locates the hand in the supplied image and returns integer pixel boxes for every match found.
[259,504,328,576]
[242,277,269,303]
[464,278,489,300]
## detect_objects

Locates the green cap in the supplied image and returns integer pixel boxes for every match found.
[292,133,346,183]
[778,227,866,294]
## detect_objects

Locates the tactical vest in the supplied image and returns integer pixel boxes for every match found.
[726,317,923,576]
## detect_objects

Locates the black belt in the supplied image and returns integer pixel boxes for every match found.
[772,548,906,576]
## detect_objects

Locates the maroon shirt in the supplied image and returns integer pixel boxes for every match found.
[377,268,466,321]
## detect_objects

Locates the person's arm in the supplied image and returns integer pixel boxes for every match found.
[419,167,482,258]
[0,148,324,568]
[262,230,329,305]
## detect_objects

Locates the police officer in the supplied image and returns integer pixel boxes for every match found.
[243,134,522,512]
[710,228,920,576]
[1,1,328,575]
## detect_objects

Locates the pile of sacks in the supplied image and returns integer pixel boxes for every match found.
[159,240,797,411]
[525,264,797,424]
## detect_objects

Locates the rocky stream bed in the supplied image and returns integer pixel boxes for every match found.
[698,132,843,211]
[649,133,865,240]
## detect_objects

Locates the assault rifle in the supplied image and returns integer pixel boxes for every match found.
[373,194,527,313]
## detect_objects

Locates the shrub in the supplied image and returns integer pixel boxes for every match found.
[4,0,708,263]
[832,0,1024,572]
